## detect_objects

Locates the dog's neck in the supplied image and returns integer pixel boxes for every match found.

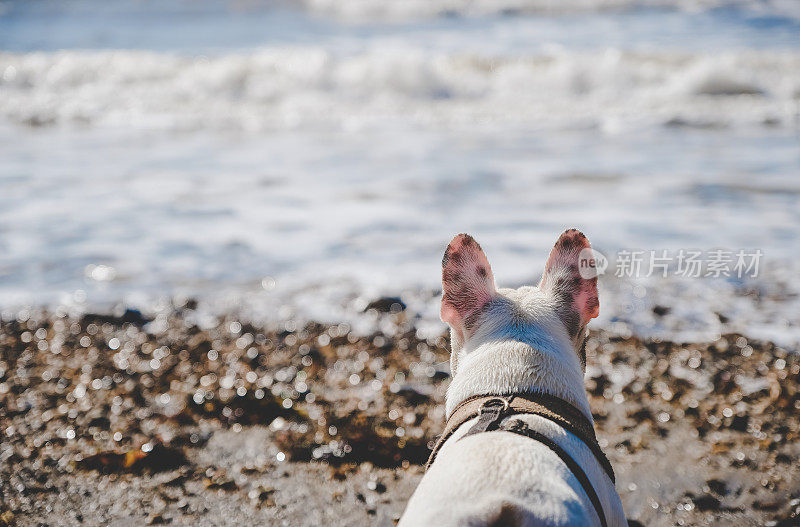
[445,321,592,420]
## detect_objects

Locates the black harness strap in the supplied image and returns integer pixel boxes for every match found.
[497,419,609,527]
[426,392,615,483]
[445,396,609,527]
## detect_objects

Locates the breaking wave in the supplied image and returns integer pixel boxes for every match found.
[2,47,798,131]
[301,0,800,21]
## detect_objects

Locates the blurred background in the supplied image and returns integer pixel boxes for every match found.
[2,3,800,526]
[0,0,799,343]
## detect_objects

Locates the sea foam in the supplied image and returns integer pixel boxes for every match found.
[2,47,798,131]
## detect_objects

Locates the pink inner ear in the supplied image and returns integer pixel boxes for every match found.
[440,234,496,334]
[574,285,600,323]
[540,229,599,327]
[440,303,463,333]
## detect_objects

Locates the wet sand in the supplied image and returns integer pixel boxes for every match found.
[0,305,798,526]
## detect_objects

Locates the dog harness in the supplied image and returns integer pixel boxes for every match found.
[425,392,614,527]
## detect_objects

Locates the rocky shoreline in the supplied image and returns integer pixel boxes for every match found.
[1,305,798,526]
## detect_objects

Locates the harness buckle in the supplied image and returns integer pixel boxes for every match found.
[479,397,510,415]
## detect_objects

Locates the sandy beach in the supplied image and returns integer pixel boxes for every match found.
[1,303,798,526]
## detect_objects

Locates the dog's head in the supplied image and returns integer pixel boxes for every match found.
[441,229,599,374]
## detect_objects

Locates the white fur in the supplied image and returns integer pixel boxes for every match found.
[400,286,627,527]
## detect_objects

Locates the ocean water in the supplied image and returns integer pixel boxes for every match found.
[1,0,799,345]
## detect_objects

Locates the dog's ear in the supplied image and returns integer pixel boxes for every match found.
[539,229,599,338]
[441,234,496,340]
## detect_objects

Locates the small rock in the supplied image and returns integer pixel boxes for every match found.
[249,486,276,507]
[652,305,670,317]
[692,494,721,511]
[364,297,406,313]
[729,415,749,432]
[706,479,727,496]
[148,514,171,525]
[203,474,238,492]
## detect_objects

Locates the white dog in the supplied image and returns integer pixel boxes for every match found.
[400,230,626,527]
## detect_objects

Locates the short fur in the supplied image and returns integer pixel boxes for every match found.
[400,230,626,527]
